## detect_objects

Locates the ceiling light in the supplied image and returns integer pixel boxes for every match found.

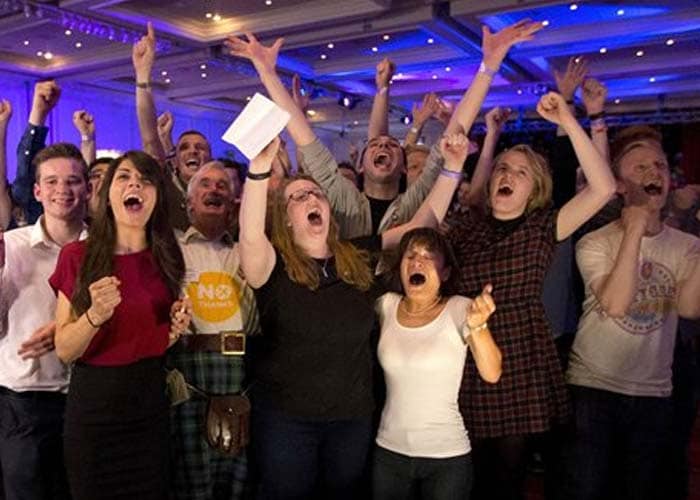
[617,9,625,16]
[517,88,523,95]
[353,120,359,125]
[636,50,644,57]
[666,39,675,46]
[401,115,412,125]
[64,29,72,36]
[265,0,272,5]
[200,63,207,70]
[569,3,578,10]
[371,46,378,52]
[201,72,207,78]
[161,70,168,76]
[574,56,582,63]
[383,34,390,41]
[212,14,222,22]
[75,42,82,48]
[614,98,621,104]
[327,43,334,49]
[205,12,213,18]
[431,74,438,80]
[36,50,43,56]
[649,76,656,82]
[246,96,252,101]
[427,38,434,44]
[599,47,607,54]
[542,20,550,27]
[165,78,171,84]
[445,66,451,72]
[43,52,53,60]
[306,109,316,117]
[23,40,29,46]
[320,53,327,60]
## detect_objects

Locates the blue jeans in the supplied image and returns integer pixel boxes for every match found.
[0,387,70,500]
[251,405,373,500]
[563,385,672,500]
[372,446,472,500]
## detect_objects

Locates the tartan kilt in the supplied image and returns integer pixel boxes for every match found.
[167,350,250,500]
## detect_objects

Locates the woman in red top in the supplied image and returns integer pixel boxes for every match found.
[51,151,191,500]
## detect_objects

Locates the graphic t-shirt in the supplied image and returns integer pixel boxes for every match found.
[568,222,700,397]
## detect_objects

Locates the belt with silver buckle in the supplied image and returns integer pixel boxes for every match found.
[178,332,245,356]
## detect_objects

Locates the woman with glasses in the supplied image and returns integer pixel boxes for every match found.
[239,130,469,499]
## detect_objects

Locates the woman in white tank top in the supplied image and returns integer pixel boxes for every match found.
[373,227,502,500]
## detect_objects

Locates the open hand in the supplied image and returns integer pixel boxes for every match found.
[291,74,310,112]
[482,19,543,71]
[412,93,440,127]
[582,78,607,116]
[17,321,56,360]
[554,56,588,101]
[225,33,284,74]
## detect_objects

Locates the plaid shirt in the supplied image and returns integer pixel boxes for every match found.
[447,208,571,438]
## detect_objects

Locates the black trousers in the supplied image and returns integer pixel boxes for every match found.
[0,386,70,500]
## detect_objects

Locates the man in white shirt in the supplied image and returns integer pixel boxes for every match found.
[565,127,700,500]
[0,143,88,500]
[168,161,258,500]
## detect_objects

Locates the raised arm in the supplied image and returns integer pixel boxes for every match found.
[12,80,60,222]
[466,106,510,208]
[0,100,11,230]
[157,111,175,158]
[581,77,610,162]
[536,92,616,240]
[381,133,468,249]
[367,58,394,140]
[238,138,280,289]
[404,93,439,147]
[132,22,165,164]
[445,19,543,136]
[72,110,96,165]
[226,34,316,147]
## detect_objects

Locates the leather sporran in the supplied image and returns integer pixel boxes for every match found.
[204,394,251,456]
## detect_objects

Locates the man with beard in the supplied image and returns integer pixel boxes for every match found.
[133,23,212,230]
[565,127,700,500]
[168,161,258,499]
[0,143,88,500]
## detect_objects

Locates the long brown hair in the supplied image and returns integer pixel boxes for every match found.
[71,151,185,316]
[269,175,373,291]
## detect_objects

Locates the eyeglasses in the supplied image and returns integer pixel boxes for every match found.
[287,187,326,204]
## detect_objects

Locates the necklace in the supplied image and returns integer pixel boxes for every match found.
[320,258,330,278]
[400,296,442,316]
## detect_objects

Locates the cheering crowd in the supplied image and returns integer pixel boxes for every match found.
[1,17,699,500]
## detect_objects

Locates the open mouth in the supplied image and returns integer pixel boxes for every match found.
[643,182,663,196]
[374,153,392,168]
[185,158,200,169]
[408,273,426,286]
[123,194,144,212]
[203,194,224,207]
[307,208,323,226]
[497,185,513,196]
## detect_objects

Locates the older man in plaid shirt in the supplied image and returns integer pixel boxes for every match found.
[168,161,259,500]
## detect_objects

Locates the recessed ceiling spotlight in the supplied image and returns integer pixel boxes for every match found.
[327,43,334,49]
[542,20,550,27]
[445,66,451,72]
[569,3,578,11]
[161,70,168,76]
[246,96,252,101]
[23,40,29,46]
[75,42,82,48]
[431,74,438,80]
[517,88,523,95]
[205,12,213,19]
[666,39,675,46]
[265,0,272,5]
[383,34,390,41]
[165,78,171,84]
[201,72,207,78]
[614,98,621,104]
[353,120,359,125]
[200,63,207,70]
[636,50,644,57]
[64,29,72,36]
[649,76,656,82]
[427,38,434,44]
[616,9,625,16]
[320,53,327,60]
[599,47,607,54]
[371,46,378,52]
[574,56,582,63]
[43,51,53,60]
[212,14,222,22]
[36,50,43,57]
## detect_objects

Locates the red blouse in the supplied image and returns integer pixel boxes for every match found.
[49,241,174,366]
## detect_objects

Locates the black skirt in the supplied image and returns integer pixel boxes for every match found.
[64,357,169,500]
